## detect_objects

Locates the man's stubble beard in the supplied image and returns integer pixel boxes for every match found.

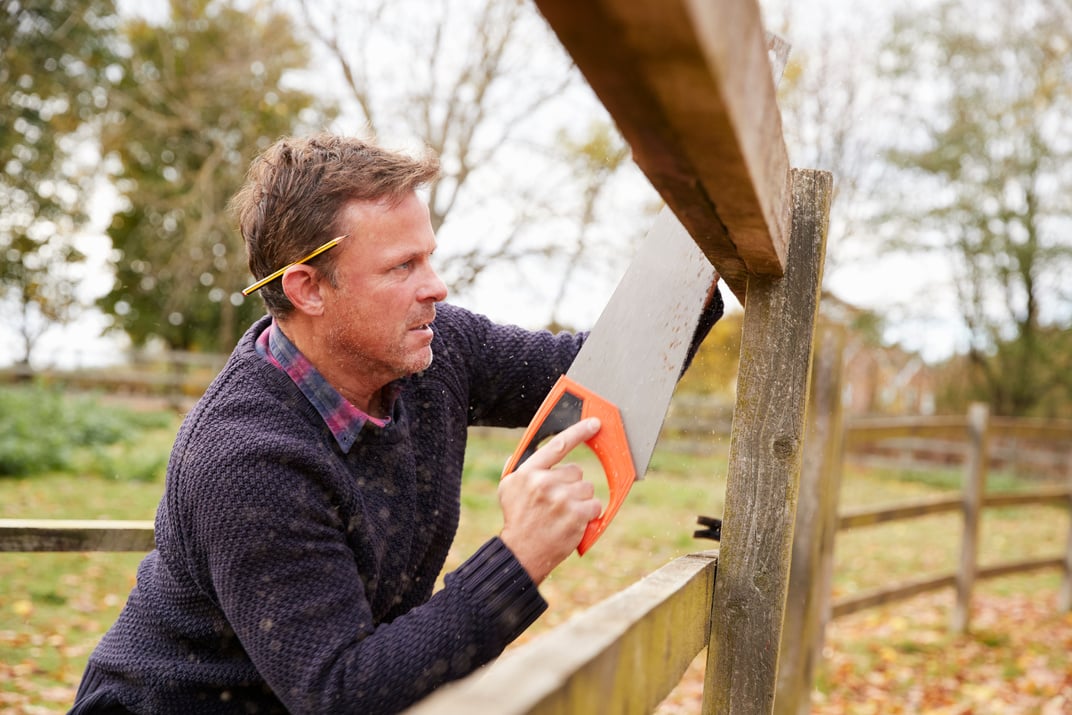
[326,304,434,381]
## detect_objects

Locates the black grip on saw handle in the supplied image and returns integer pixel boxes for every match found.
[501,375,637,555]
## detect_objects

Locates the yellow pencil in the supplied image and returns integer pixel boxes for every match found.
[242,235,347,296]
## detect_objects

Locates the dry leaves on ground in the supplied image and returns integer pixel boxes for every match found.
[656,586,1072,714]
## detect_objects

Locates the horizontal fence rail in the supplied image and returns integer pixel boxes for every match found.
[832,496,1072,620]
[0,352,228,409]
[843,414,1072,447]
[0,519,155,552]
[837,495,962,530]
[404,551,718,715]
[832,574,959,618]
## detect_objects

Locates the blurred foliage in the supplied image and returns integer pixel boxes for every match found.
[934,323,1072,419]
[0,384,172,477]
[764,2,891,280]
[676,310,743,399]
[0,0,118,365]
[97,0,334,352]
[880,0,1072,417]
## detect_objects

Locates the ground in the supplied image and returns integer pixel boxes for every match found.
[653,579,1072,714]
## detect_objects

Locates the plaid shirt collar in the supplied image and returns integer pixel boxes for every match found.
[255,320,393,453]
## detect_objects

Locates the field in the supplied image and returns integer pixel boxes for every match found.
[1,391,1070,713]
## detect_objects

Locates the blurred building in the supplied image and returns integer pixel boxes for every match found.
[820,292,937,417]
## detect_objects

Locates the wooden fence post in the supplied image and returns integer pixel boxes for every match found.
[703,168,832,715]
[952,402,991,633]
[1058,453,1072,613]
[774,322,846,715]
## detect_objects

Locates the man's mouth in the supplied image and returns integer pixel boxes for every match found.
[412,311,435,332]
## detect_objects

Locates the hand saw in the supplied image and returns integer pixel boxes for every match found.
[502,207,715,554]
[501,31,791,555]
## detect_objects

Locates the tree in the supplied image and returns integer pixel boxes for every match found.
[761,1,895,280]
[295,0,652,328]
[0,0,118,367]
[880,0,1072,416]
[545,121,632,331]
[98,0,333,352]
[676,312,744,400]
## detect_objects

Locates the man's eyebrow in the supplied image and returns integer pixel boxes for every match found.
[389,244,437,262]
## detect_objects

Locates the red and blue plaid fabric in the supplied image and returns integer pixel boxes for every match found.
[255,321,391,452]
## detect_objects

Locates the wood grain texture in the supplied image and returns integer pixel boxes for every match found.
[704,168,832,715]
[775,324,847,715]
[532,0,791,301]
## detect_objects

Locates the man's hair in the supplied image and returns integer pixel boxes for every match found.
[230,133,440,317]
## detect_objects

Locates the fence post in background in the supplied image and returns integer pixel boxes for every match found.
[952,402,991,633]
[704,169,832,715]
[774,322,846,715]
[1058,454,1072,612]
[168,351,187,411]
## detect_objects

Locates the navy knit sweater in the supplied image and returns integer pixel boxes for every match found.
[74,295,722,714]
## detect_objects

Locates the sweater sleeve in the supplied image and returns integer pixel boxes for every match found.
[175,419,544,714]
[682,281,725,375]
[431,304,587,428]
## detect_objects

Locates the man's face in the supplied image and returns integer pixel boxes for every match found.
[321,192,448,386]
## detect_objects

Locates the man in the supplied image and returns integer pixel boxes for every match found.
[72,133,722,714]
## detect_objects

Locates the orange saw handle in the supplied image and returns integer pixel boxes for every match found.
[501,375,636,555]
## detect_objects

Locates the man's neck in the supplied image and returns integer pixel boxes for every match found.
[276,318,384,417]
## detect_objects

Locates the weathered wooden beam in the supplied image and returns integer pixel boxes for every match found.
[837,495,963,530]
[989,417,1072,442]
[842,416,1072,450]
[405,551,717,715]
[978,556,1065,581]
[1059,462,1072,612]
[833,557,1068,619]
[841,416,971,448]
[952,403,990,633]
[983,488,1071,508]
[704,168,832,715]
[0,519,155,552]
[533,0,791,301]
[775,323,846,715]
[832,574,958,619]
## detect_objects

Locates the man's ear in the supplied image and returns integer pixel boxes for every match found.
[280,265,326,316]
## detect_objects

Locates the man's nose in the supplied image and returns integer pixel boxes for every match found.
[420,265,448,302]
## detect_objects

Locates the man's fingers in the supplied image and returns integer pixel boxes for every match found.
[519,418,601,472]
[581,496,603,521]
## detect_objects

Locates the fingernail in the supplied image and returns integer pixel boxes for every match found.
[587,417,601,431]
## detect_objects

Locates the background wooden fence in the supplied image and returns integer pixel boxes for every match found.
[832,406,1072,624]
[772,324,1072,714]
[1,351,226,410]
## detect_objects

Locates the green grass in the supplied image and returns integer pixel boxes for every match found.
[0,385,173,478]
[847,460,1033,495]
[1,391,1069,711]
[0,390,180,710]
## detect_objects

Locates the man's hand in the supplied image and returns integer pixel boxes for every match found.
[498,418,603,585]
